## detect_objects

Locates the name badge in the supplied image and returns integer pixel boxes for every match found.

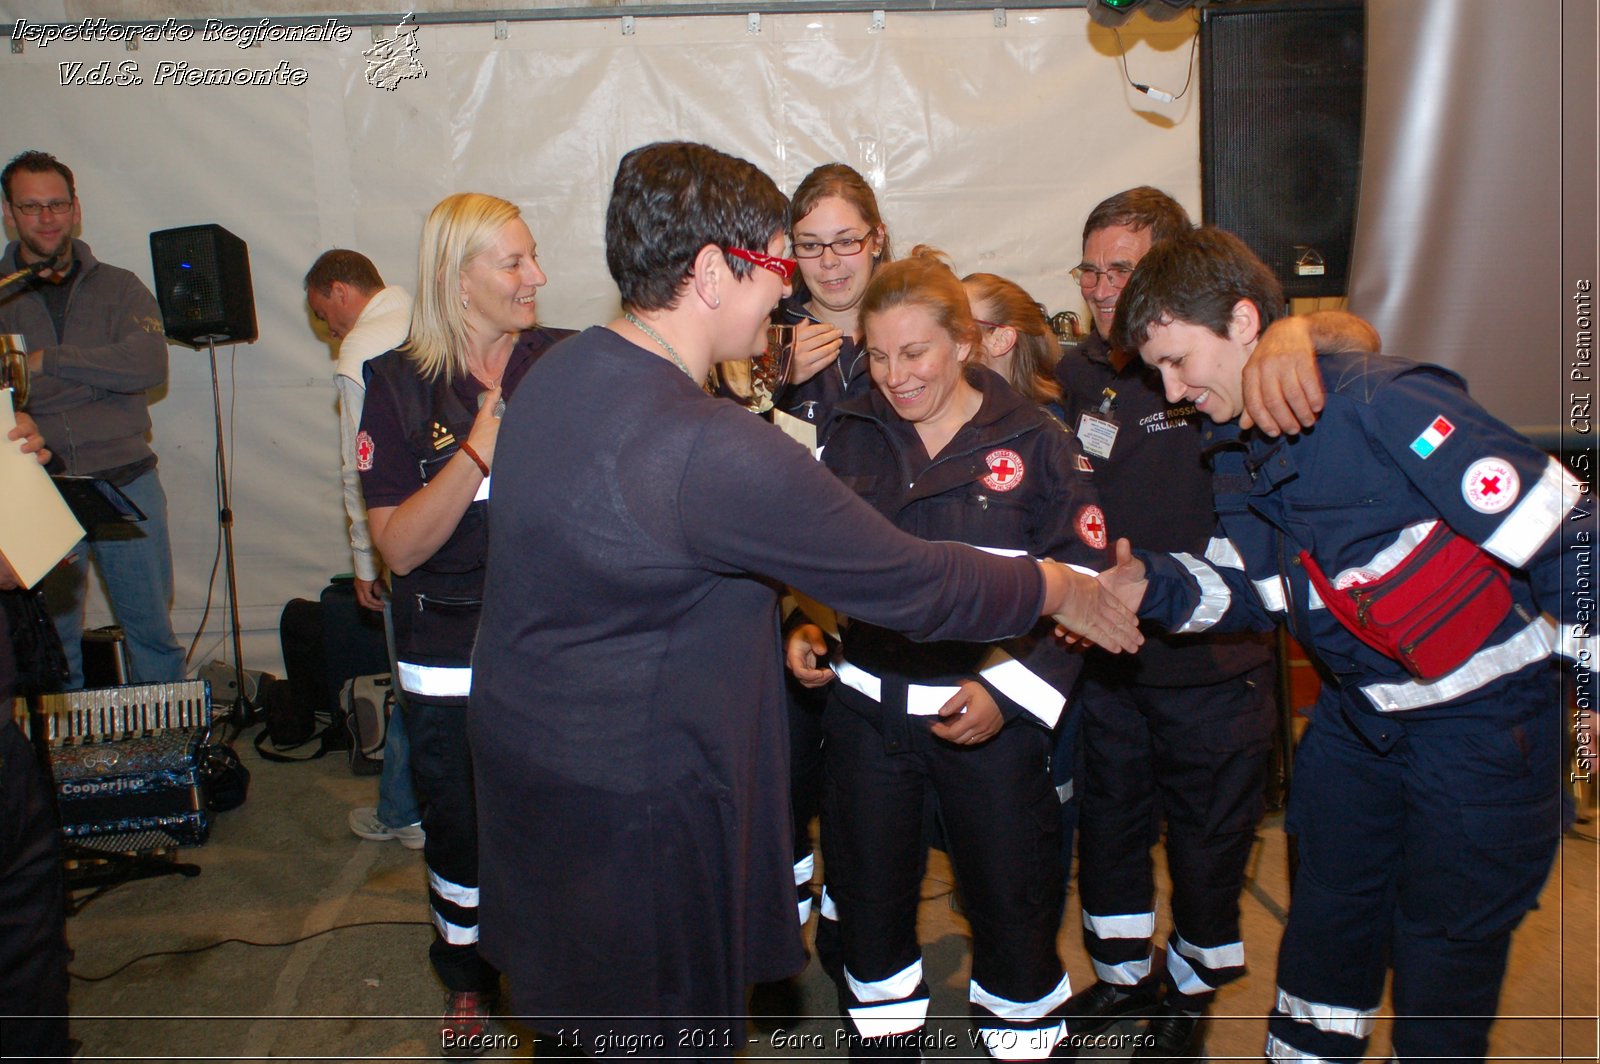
[1076,413,1119,460]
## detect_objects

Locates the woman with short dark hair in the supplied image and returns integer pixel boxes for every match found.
[469,141,1140,1055]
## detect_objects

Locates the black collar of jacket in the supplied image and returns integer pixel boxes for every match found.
[825,365,1053,507]
[831,363,1042,441]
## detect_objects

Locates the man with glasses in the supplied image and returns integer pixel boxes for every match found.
[1054,187,1377,1058]
[0,150,182,688]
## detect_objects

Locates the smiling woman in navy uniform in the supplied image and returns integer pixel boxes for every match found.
[768,163,897,952]
[787,247,1110,1060]
[357,192,571,1054]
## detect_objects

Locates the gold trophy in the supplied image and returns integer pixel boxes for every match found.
[712,324,795,414]
[0,334,27,410]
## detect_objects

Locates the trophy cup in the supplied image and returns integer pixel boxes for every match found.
[0,334,28,410]
[712,324,796,413]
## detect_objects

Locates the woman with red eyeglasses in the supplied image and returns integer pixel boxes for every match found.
[468,142,1141,1058]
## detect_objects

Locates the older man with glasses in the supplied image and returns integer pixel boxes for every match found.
[0,149,182,689]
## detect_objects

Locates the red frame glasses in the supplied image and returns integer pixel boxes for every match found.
[725,246,797,284]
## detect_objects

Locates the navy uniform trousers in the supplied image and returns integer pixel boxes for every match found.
[823,699,1069,1059]
[1075,662,1274,1006]
[1266,683,1562,1062]
[405,697,498,994]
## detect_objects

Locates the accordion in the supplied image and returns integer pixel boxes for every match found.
[25,680,213,851]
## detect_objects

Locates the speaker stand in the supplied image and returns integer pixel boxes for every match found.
[199,335,253,739]
[62,841,203,915]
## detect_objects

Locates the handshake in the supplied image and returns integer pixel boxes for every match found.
[1042,538,1148,654]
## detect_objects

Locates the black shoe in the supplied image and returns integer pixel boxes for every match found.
[747,975,805,1032]
[1062,978,1162,1037]
[1132,1003,1207,1060]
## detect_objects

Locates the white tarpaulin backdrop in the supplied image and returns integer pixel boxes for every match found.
[0,9,1201,674]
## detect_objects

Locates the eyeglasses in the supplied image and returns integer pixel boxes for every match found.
[791,235,871,259]
[726,246,797,284]
[10,199,74,217]
[973,318,1004,330]
[1071,264,1134,289]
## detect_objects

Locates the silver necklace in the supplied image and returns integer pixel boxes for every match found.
[623,311,697,383]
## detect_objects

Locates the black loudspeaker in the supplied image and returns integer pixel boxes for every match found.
[149,223,257,347]
[81,625,129,689]
[1201,0,1365,299]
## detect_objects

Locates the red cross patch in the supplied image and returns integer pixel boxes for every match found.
[1462,457,1519,514]
[981,449,1025,492]
[356,430,376,472]
[1077,505,1108,550]
[1334,567,1381,590]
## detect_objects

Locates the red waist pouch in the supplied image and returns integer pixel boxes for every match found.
[1299,523,1513,681]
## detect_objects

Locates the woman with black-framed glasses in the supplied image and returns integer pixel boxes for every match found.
[772,163,893,434]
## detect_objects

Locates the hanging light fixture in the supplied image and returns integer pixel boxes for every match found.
[1088,0,1203,29]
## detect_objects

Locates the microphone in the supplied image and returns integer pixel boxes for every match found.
[0,251,67,294]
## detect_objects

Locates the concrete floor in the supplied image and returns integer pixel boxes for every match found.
[50,722,1600,1062]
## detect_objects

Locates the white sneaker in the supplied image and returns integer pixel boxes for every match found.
[348,806,427,849]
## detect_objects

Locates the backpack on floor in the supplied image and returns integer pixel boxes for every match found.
[257,579,392,762]
[342,673,395,776]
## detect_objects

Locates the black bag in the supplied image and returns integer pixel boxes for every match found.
[259,579,391,762]
[256,601,338,762]
[277,596,329,745]
[259,677,315,747]
[1,587,69,694]
[319,579,390,737]
[202,741,251,811]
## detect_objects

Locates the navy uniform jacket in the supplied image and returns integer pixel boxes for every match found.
[821,365,1111,743]
[1137,352,1589,747]
[359,326,572,695]
[1057,331,1271,686]
[773,293,872,430]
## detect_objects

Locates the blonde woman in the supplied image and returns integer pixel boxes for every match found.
[963,271,1065,418]
[357,192,572,1050]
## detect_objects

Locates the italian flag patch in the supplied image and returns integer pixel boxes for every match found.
[1409,416,1455,459]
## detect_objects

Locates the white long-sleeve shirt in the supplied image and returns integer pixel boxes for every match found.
[334,285,412,580]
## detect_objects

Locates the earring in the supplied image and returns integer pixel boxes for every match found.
[712,298,721,309]
[461,296,469,309]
